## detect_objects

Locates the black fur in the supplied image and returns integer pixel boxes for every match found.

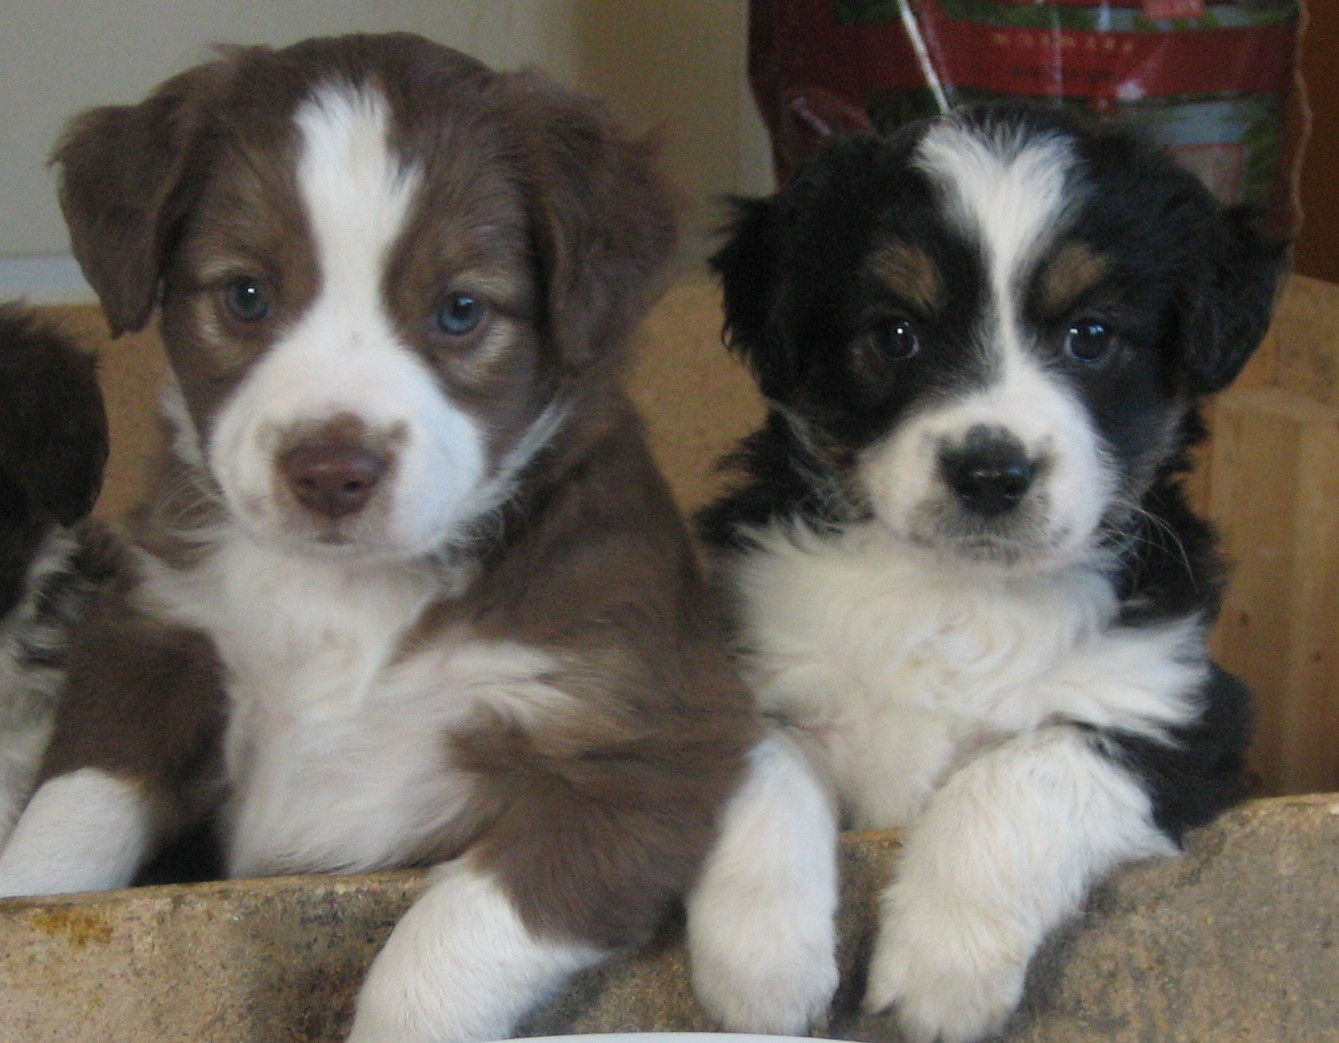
[0,306,108,528]
[1096,664,1253,844]
[0,305,110,615]
[700,101,1286,842]
[0,304,117,840]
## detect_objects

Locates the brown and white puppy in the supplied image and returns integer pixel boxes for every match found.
[0,304,114,849]
[0,34,757,1043]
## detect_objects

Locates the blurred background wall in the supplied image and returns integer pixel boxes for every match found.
[2,2,1334,300]
[0,0,773,302]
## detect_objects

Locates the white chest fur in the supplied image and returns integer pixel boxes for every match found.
[138,534,563,877]
[733,522,1203,829]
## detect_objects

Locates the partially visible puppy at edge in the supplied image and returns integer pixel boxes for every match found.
[0,34,766,1043]
[0,304,115,850]
[687,100,1287,1043]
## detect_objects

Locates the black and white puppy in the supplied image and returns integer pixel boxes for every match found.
[0,35,756,1043]
[689,102,1285,1042]
[0,304,113,848]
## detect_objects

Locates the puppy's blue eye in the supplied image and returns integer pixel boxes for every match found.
[1065,320,1113,362]
[224,278,271,322]
[436,294,483,337]
[880,318,920,360]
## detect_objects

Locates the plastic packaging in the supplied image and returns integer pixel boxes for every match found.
[749,0,1302,224]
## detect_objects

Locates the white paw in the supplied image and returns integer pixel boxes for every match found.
[864,891,1026,1043]
[685,731,840,1034]
[0,770,152,897]
[690,909,839,1034]
[346,862,603,1043]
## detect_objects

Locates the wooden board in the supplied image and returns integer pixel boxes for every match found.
[1197,275,1339,794]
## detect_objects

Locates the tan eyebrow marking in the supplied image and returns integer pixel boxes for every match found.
[870,242,943,312]
[1041,241,1110,313]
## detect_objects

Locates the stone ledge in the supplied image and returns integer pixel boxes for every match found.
[0,794,1335,1042]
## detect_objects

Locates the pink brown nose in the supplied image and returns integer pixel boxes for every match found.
[280,443,388,519]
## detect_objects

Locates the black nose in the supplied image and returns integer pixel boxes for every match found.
[939,428,1037,517]
[281,443,388,519]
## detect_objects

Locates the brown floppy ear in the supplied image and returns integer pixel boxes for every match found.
[52,60,231,338]
[503,72,678,370]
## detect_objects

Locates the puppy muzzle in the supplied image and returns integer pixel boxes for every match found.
[938,425,1042,518]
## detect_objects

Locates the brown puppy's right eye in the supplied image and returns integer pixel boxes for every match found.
[435,292,484,337]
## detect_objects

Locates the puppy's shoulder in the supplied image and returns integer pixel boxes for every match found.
[698,410,850,552]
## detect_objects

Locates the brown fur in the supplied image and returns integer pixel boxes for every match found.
[42,33,754,958]
[1040,241,1110,316]
[41,548,225,822]
[441,396,754,946]
[871,242,943,314]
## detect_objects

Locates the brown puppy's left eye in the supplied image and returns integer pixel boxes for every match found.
[436,293,483,337]
[224,277,272,323]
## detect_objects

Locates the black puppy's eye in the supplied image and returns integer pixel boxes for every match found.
[878,317,920,361]
[1065,319,1113,363]
[436,293,483,337]
[223,277,272,323]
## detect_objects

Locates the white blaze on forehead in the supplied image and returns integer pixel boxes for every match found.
[204,82,494,557]
[855,121,1112,566]
[295,84,423,298]
[910,121,1085,487]
[914,119,1076,310]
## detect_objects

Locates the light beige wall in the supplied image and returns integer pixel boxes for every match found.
[567,0,773,274]
[0,0,769,299]
[0,0,578,263]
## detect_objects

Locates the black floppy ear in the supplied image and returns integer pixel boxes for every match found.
[0,305,109,526]
[504,72,677,371]
[1180,205,1290,394]
[710,196,797,401]
[52,60,230,338]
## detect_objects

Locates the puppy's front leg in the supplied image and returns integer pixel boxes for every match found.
[348,857,604,1043]
[864,725,1176,1043]
[0,768,156,896]
[686,729,840,1034]
[0,586,223,897]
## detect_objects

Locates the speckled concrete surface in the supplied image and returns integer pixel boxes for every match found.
[1,795,1336,1042]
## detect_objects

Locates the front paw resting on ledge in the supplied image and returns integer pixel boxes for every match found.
[864,884,1027,1043]
[860,726,1179,1043]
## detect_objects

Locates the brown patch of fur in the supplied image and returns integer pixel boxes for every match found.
[1041,241,1110,315]
[455,703,749,950]
[406,387,758,947]
[39,545,226,837]
[871,242,943,313]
